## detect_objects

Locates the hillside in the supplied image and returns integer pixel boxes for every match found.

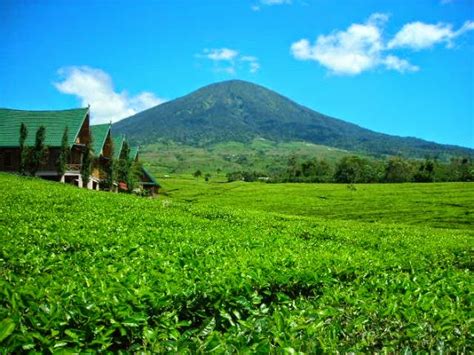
[113,80,473,159]
[1,173,473,351]
[140,139,353,175]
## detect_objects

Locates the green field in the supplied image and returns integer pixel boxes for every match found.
[1,173,473,352]
[162,177,474,230]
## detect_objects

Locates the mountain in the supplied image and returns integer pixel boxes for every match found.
[113,80,473,159]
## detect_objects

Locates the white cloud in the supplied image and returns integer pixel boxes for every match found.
[291,13,398,75]
[252,0,291,11]
[54,66,165,124]
[383,55,419,73]
[291,14,473,75]
[388,20,474,50]
[197,49,260,74]
[205,48,239,61]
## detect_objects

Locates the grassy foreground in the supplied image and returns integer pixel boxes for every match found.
[0,173,473,352]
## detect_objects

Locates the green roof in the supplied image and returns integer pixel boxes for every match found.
[112,135,125,159]
[0,107,89,148]
[141,167,160,187]
[129,146,139,160]
[90,123,111,155]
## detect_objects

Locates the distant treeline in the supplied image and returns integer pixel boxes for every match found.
[227,155,473,183]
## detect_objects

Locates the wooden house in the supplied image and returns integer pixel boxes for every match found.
[0,107,98,188]
[127,145,160,196]
[139,167,161,196]
[0,107,160,194]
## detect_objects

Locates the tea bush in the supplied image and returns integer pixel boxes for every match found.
[0,173,472,352]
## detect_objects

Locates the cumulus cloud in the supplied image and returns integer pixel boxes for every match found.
[197,48,260,74]
[388,21,474,50]
[291,13,403,75]
[54,66,165,124]
[291,14,473,75]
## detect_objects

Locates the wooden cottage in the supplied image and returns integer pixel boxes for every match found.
[0,107,98,188]
[0,107,160,194]
[140,166,161,196]
[128,145,160,196]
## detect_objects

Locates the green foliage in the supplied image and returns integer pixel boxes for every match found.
[113,142,142,192]
[19,123,28,175]
[447,157,473,182]
[193,169,202,178]
[333,156,382,183]
[113,80,473,159]
[56,127,70,176]
[128,161,142,191]
[384,156,414,182]
[28,126,48,176]
[0,173,472,352]
[413,159,435,182]
[224,154,473,184]
[80,142,92,187]
[116,141,131,186]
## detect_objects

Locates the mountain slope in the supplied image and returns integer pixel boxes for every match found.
[113,80,472,158]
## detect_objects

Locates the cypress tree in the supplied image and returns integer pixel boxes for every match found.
[19,123,29,175]
[29,126,48,176]
[56,127,70,176]
[81,140,92,187]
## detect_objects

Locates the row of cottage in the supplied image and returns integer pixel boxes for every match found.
[0,107,160,195]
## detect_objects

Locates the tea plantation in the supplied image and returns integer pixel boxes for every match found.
[0,173,473,352]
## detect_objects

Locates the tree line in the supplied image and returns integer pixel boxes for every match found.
[227,155,473,183]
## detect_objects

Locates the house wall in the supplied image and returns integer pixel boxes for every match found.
[0,148,20,171]
[103,132,113,159]
[76,115,91,145]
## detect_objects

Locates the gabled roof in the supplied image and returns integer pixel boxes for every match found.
[112,135,125,159]
[129,146,139,161]
[90,123,111,155]
[0,107,89,148]
[141,167,160,187]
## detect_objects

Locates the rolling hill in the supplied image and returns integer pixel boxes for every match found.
[113,80,473,159]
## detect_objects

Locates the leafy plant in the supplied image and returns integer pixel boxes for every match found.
[19,122,29,175]
[56,127,70,176]
[28,126,48,176]
[0,173,472,352]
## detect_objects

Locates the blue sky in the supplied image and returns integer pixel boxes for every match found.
[1,0,473,147]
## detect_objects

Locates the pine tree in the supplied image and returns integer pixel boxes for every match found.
[81,141,92,187]
[19,123,29,175]
[29,126,48,176]
[116,140,132,191]
[56,127,70,176]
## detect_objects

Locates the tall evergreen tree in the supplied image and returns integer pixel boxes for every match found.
[116,141,131,189]
[81,141,92,187]
[29,126,48,176]
[19,123,29,175]
[56,127,70,176]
